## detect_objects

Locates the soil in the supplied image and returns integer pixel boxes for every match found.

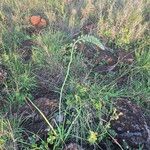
[18,98,58,139]
[22,26,45,36]
[17,39,36,62]
[17,97,150,149]
[76,43,135,80]
[81,23,97,35]
[117,51,134,64]
[34,65,64,91]
[116,74,129,87]
[111,99,150,149]
[31,87,60,100]
[78,43,133,75]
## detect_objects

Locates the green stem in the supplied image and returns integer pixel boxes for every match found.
[58,40,80,117]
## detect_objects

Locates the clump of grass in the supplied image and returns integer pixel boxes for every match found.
[2,52,36,104]
[32,30,67,92]
[135,36,150,73]
[0,116,23,150]
[97,0,148,48]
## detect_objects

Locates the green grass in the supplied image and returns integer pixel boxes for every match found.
[1,52,36,104]
[0,116,23,150]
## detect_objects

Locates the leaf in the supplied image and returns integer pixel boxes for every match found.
[79,35,105,50]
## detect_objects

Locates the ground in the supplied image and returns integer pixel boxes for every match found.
[0,0,150,150]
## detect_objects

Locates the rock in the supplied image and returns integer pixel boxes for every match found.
[22,15,48,37]
[111,99,150,149]
[30,16,41,26]
[64,143,84,150]
[18,98,58,139]
[30,15,47,28]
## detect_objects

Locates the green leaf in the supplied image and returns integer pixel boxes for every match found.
[79,35,105,50]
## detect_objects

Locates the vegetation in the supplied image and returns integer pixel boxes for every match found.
[0,0,149,149]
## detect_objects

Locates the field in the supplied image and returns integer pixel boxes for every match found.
[0,0,150,149]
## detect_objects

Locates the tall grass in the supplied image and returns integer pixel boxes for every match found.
[97,0,149,47]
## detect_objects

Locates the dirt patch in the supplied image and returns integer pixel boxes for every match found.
[17,39,37,62]
[31,87,59,100]
[116,74,129,88]
[18,98,58,139]
[111,99,150,149]
[77,43,134,75]
[22,26,42,36]
[117,51,134,65]
[34,64,64,92]
[77,43,117,74]
[81,22,97,35]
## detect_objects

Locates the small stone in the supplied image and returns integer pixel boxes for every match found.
[30,15,47,28]
[55,114,64,123]
[64,143,84,150]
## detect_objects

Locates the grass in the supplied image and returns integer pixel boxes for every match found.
[1,52,36,104]
[0,116,23,150]
[0,0,149,149]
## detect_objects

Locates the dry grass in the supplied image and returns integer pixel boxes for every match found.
[96,0,149,46]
